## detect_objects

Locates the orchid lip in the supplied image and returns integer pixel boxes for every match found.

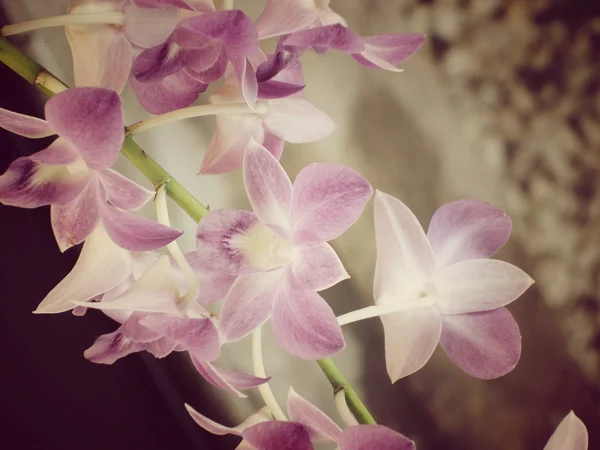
[231,222,294,271]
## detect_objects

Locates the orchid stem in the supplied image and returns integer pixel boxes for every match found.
[337,297,436,326]
[0,34,377,427]
[155,185,199,306]
[252,327,288,421]
[127,103,268,136]
[1,13,126,36]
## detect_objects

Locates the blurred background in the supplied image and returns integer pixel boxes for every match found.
[1,0,600,449]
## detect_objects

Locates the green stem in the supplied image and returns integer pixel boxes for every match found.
[318,357,376,424]
[0,34,375,424]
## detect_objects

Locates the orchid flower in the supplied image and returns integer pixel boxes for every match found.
[199,56,333,174]
[186,388,415,450]
[131,9,259,113]
[368,191,534,382]
[0,87,181,251]
[195,141,371,358]
[544,411,588,450]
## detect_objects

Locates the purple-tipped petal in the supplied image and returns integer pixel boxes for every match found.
[185,404,271,437]
[79,256,181,315]
[340,425,415,450]
[141,316,220,360]
[255,0,317,39]
[179,10,258,54]
[0,147,90,208]
[272,270,344,359]
[290,163,371,244]
[292,242,349,291]
[287,388,343,443]
[51,178,101,252]
[380,307,441,382]
[132,41,187,82]
[439,308,521,379]
[264,98,335,143]
[434,259,534,314]
[219,270,283,342]
[243,422,313,450]
[123,2,179,48]
[544,411,588,450]
[65,25,132,93]
[45,88,124,170]
[373,191,435,304]
[35,226,133,314]
[200,115,264,174]
[258,80,305,99]
[98,169,153,211]
[243,140,292,235]
[427,200,513,270]
[98,200,183,251]
[0,108,54,138]
[191,358,270,398]
[352,33,425,71]
[130,71,207,115]
[281,24,365,54]
[186,49,229,84]
[195,209,260,274]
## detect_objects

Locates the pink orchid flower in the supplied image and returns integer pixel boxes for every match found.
[544,411,588,450]
[186,388,415,450]
[199,56,333,174]
[195,141,372,359]
[74,255,269,397]
[0,87,181,251]
[131,9,259,113]
[373,191,534,382]
[65,0,211,92]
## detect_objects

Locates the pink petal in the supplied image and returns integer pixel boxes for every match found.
[272,269,344,359]
[373,191,435,305]
[65,25,132,93]
[254,0,317,39]
[243,140,293,235]
[132,0,196,9]
[243,422,313,450]
[78,256,181,315]
[35,226,133,314]
[292,242,349,291]
[352,33,425,72]
[340,425,415,450]
[51,177,101,252]
[30,137,81,165]
[190,359,270,398]
[44,88,124,170]
[98,200,183,251]
[185,404,271,437]
[544,411,588,450]
[132,41,187,82]
[434,259,534,314]
[185,49,229,84]
[290,164,371,244]
[380,307,441,382]
[219,270,283,342]
[426,200,512,270]
[281,24,365,54]
[258,80,305,99]
[195,209,260,275]
[439,308,521,379]
[263,97,335,143]
[185,251,237,304]
[287,388,343,443]
[130,71,207,115]
[123,2,179,48]
[141,316,220,360]
[262,131,285,160]
[97,169,153,211]
[231,55,258,108]
[200,115,264,174]
[0,148,90,209]
[0,108,53,138]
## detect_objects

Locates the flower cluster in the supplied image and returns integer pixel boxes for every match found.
[0,0,589,448]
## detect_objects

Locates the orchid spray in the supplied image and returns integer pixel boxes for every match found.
[0,0,589,448]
